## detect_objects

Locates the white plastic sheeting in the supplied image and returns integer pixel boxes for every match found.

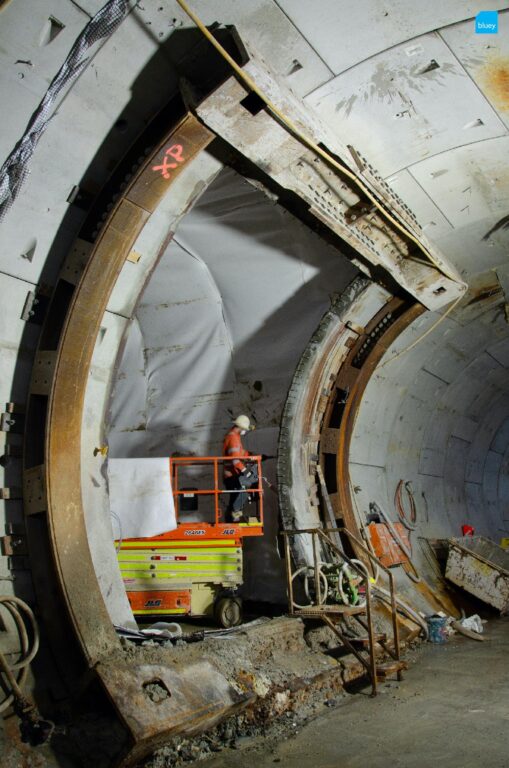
[108,167,357,600]
[108,457,176,539]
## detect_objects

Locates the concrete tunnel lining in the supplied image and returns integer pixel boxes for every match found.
[1,1,509,762]
[28,103,409,754]
[350,295,509,542]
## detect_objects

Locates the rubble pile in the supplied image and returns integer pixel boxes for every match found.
[131,617,351,767]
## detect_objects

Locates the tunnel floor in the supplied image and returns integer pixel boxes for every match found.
[177,616,509,768]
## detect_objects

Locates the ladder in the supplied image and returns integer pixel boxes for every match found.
[282,526,407,696]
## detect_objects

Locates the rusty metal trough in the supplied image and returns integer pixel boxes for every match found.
[446,537,509,614]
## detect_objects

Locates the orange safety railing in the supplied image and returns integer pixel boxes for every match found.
[170,456,264,527]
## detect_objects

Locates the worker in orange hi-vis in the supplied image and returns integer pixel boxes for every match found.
[223,414,257,522]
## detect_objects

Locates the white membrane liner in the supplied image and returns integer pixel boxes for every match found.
[107,167,357,600]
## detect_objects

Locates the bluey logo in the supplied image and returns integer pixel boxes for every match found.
[475,11,498,34]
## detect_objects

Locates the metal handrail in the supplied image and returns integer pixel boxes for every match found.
[282,526,403,695]
[337,527,400,665]
[283,526,400,661]
[282,528,376,689]
[170,456,263,526]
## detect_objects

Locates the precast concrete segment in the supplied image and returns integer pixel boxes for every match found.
[191,39,465,311]
[0,0,131,221]
[306,31,507,179]
[277,0,509,77]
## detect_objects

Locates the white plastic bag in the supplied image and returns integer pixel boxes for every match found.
[460,614,484,634]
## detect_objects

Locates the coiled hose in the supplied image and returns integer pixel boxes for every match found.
[395,480,417,531]
[291,565,328,609]
[0,595,53,745]
[0,595,39,713]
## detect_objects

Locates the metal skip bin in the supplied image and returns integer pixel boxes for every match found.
[445,536,509,614]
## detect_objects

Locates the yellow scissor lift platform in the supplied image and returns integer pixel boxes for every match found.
[117,456,264,627]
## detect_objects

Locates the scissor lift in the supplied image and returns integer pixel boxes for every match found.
[117,456,264,627]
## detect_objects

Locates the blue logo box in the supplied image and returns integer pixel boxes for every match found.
[475,11,498,33]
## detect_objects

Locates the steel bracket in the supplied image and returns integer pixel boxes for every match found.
[31,352,57,396]
[1,534,27,556]
[344,200,375,225]
[0,487,22,500]
[23,466,46,516]
[1,412,25,434]
[21,289,50,325]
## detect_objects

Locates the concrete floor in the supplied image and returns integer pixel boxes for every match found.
[199,616,509,768]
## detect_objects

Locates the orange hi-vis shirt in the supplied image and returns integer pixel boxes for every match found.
[223,428,250,478]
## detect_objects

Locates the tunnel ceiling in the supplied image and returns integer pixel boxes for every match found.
[1,1,509,760]
[1,1,508,296]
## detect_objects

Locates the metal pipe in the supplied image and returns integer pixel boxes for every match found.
[284,533,295,614]
[312,532,321,605]
[365,573,377,695]
[388,570,402,674]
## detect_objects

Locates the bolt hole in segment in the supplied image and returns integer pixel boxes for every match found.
[20,237,36,262]
[142,679,171,704]
[39,16,65,47]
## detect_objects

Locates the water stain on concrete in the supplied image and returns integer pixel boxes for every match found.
[478,55,509,113]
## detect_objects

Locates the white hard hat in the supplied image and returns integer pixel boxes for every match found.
[234,414,253,431]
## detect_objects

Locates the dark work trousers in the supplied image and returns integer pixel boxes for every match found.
[224,466,259,519]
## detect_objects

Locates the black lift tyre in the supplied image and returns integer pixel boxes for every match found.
[214,596,242,628]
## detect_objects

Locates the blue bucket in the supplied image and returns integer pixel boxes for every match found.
[426,615,448,643]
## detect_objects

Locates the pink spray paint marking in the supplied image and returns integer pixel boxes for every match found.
[152,144,185,179]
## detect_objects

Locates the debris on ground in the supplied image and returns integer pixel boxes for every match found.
[459,614,484,634]
[450,613,486,642]
[129,613,419,767]
[140,688,349,768]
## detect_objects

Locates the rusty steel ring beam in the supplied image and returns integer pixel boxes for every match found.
[44,113,213,665]
[332,299,425,534]
[278,283,424,560]
[19,113,262,764]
